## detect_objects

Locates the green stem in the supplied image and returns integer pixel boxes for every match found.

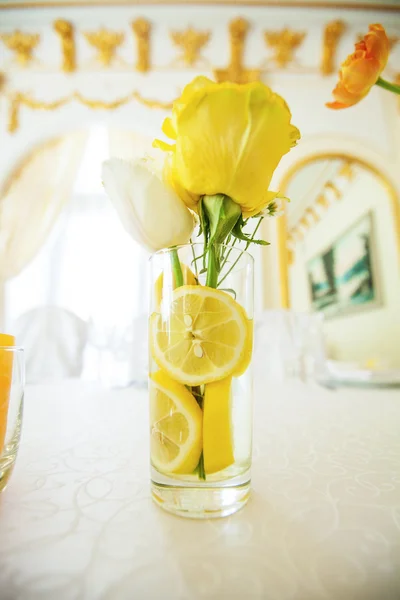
[197,453,206,480]
[197,193,241,480]
[218,217,263,287]
[170,247,183,288]
[191,385,206,480]
[191,385,203,406]
[189,238,199,280]
[218,225,245,275]
[219,237,236,273]
[206,244,219,289]
[199,219,221,481]
[375,77,400,95]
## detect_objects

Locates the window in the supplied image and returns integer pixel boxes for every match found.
[6,126,149,382]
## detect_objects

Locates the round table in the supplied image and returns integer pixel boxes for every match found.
[0,380,399,599]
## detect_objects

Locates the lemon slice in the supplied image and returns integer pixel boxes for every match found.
[150,285,248,386]
[154,264,197,310]
[150,370,202,474]
[203,377,234,475]
[233,319,253,377]
[0,333,14,453]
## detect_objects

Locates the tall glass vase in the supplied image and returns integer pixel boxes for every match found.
[149,243,253,518]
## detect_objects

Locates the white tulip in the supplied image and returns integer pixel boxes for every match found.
[102,158,195,252]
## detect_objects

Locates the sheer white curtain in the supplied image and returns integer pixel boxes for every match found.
[0,132,88,325]
[108,128,154,161]
[0,132,87,281]
[5,126,151,384]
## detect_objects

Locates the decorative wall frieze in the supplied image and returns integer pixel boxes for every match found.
[287,159,355,253]
[316,193,330,208]
[305,206,320,224]
[170,27,210,67]
[214,18,260,84]
[338,160,355,181]
[132,18,151,73]
[321,20,346,75]
[83,27,124,67]
[7,90,173,134]
[53,19,76,72]
[1,17,398,78]
[264,28,306,68]
[324,180,342,200]
[0,30,40,66]
[1,15,399,135]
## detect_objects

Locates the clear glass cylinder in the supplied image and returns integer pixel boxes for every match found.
[149,244,253,518]
[0,346,24,493]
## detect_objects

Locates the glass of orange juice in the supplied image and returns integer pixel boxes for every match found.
[148,244,253,518]
[0,335,24,493]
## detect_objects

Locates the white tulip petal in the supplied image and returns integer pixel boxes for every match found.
[102,159,154,251]
[102,158,195,253]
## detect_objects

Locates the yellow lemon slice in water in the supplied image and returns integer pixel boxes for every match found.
[154,264,197,310]
[150,285,248,386]
[0,333,14,454]
[203,377,234,475]
[150,370,202,475]
[233,319,253,377]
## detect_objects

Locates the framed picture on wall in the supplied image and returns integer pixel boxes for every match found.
[307,212,380,318]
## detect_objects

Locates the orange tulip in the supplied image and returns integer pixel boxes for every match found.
[327,24,389,109]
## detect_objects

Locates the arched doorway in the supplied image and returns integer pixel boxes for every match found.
[277,152,400,367]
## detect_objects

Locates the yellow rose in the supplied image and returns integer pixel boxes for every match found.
[154,77,300,217]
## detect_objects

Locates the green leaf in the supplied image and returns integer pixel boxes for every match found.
[219,287,237,299]
[191,250,207,268]
[232,219,269,245]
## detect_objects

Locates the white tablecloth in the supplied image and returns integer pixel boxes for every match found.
[0,380,399,600]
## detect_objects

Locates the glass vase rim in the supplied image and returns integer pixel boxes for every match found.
[0,346,24,352]
[150,243,254,264]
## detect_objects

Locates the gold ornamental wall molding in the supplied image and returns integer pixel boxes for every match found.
[0,30,40,66]
[264,28,306,68]
[83,27,125,66]
[53,19,76,72]
[0,17,399,76]
[286,163,349,253]
[214,18,260,84]
[1,16,399,133]
[320,20,346,75]
[7,90,174,134]
[131,18,151,73]
[1,1,399,11]
[170,27,211,67]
